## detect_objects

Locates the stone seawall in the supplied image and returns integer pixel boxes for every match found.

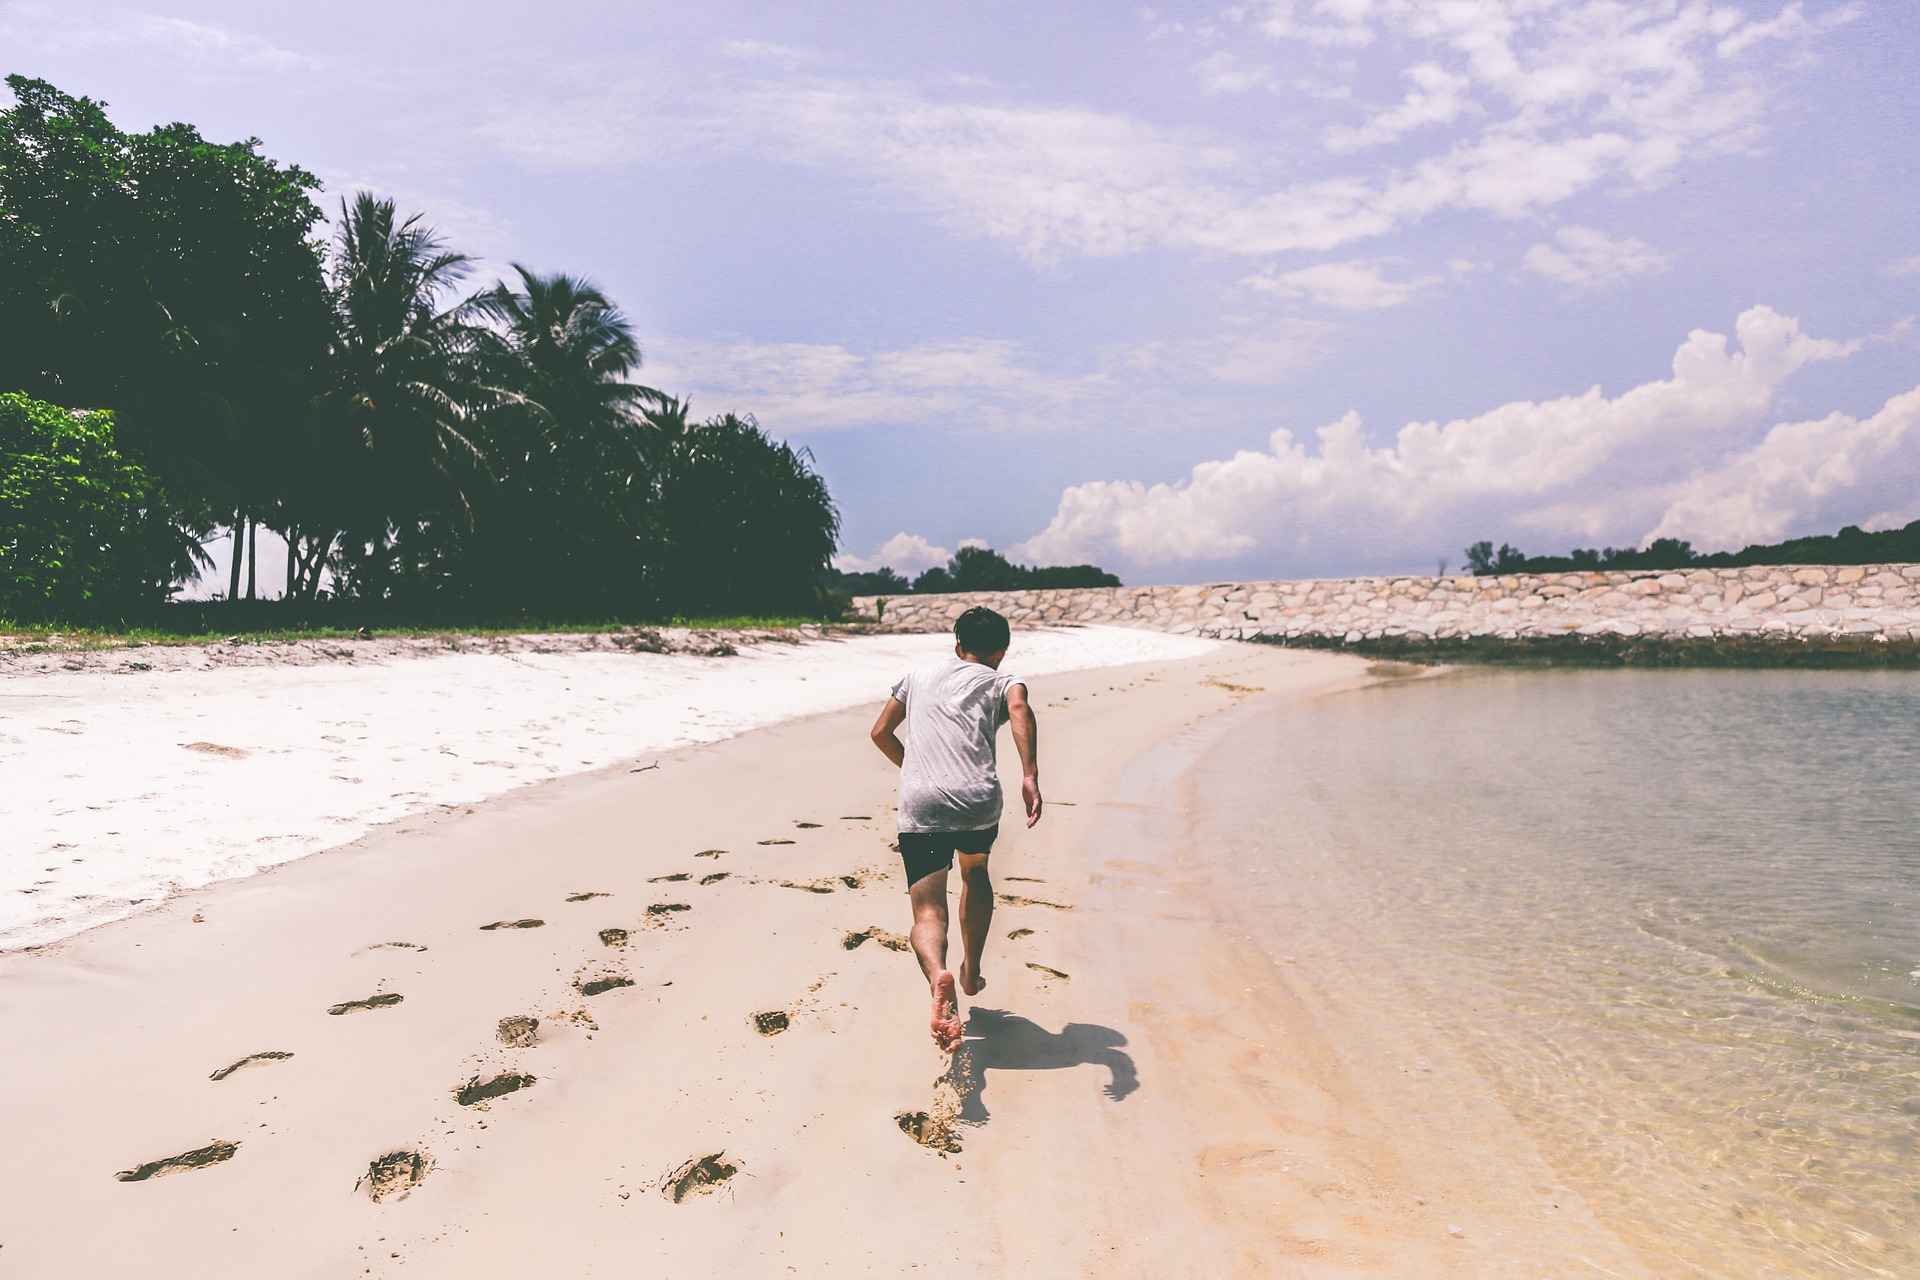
[850,564,1920,654]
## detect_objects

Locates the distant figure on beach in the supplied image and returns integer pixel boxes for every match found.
[870,606,1042,1053]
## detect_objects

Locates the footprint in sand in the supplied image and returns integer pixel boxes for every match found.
[699,872,730,885]
[752,1010,790,1036]
[599,927,630,948]
[1004,876,1045,884]
[480,918,545,931]
[649,872,690,883]
[1026,963,1070,981]
[840,815,871,821]
[355,941,427,955]
[794,822,822,829]
[576,970,635,996]
[116,1139,239,1181]
[996,894,1073,911]
[182,742,247,759]
[566,891,612,902]
[778,880,835,894]
[497,1015,539,1046]
[695,849,725,859]
[896,1109,962,1154]
[1006,928,1035,940]
[360,1150,430,1202]
[455,1071,536,1108]
[328,993,403,1015]
[660,1153,739,1203]
[210,1051,293,1081]
[842,927,911,952]
[758,839,794,846]
[645,902,692,925]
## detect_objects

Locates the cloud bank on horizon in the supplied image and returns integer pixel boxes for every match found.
[6,0,1913,584]
[1012,306,1918,571]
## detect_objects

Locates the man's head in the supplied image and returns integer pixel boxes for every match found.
[955,605,1011,668]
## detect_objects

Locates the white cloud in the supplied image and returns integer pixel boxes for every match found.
[834,533,953,575]
[647,318,1334,433]
[1883,255,1920,278]
[1014,305,1867,569]
[645,336,1114,434]
[1523,225,1672,289]
[1324,62,1474,152]
[476,0,1842,266]
[1244,259,1442,309]
[11,7,324,70]
[1717,2,1860,59]
[1194,52,1279,94]
[1648,386,1920,549]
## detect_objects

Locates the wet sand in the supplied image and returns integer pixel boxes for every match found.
[1,642,1646,1276]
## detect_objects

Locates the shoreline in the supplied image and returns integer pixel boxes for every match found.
[1252,630,1920,667]
[2,641,1562,1276]
[1072,668,1651,1276]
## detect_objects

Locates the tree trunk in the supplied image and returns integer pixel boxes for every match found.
[227,510,244,602]
[245,517,258,601]
[285,530,296,603]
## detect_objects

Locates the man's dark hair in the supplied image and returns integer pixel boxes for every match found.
[955,605,1011,655]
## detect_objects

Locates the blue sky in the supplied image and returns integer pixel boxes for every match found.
[5,0,1916,586]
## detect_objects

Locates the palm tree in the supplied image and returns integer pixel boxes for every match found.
[316,194,494,599]
[463,267,666,613]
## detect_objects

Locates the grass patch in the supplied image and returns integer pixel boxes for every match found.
[0,612,844,652]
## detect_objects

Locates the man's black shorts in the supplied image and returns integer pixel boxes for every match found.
[898,825,999,887]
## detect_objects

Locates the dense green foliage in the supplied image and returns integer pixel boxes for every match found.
[825,544,1120,596]
[1467,520,1920,576]
[0,78,838,624]
[0,394,207,616]
[655,407,840,615]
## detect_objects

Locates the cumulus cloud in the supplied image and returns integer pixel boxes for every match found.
[1523,226,1673,289]
[1648,387,1920,549]
[1243,259,1443,309]
[834,533,953,575]
[1014,306,1872,571]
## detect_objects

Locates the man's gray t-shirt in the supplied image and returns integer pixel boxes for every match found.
[890,656,1025,834]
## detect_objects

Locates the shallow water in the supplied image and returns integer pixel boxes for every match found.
[1195,669,1920,1278]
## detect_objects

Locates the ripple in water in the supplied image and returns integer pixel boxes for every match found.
[1196,669,1920,1279]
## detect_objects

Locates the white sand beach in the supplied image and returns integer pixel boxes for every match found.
[0,631,1652,1276]
[1,626,1214,951]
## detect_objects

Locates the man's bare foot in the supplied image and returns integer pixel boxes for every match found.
[930,970,962,1053]
[958,957,986,997]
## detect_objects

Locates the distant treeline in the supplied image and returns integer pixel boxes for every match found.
[825,545,1120,597]
[1466,520,1920,577]
[0,77,836,626]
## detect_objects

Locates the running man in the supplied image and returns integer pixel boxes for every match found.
[869,606,1041,1053]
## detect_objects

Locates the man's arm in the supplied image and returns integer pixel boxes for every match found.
[1007,682,1042,827]
[870,697,907,768]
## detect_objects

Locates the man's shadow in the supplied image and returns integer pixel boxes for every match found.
[954,1007,1139,1124]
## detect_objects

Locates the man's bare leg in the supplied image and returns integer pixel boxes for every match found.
[909,868,962,1052]
[955,852,993,997]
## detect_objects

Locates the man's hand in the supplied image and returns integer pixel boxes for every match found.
[1022,774,1043,828]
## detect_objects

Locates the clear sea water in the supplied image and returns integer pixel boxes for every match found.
[1194,669,1920,1278]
